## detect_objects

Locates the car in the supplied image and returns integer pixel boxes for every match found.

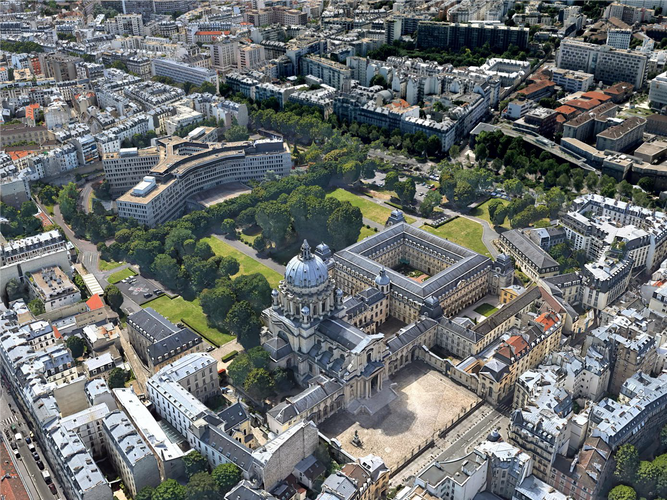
[32,451,39,461]
[143,292,152,298]
[25,437,31,444]
[206,346,215,352]
[36,460,45,470]
[10,442,17,450]
[49,483,57,495]
[154,289,163,295]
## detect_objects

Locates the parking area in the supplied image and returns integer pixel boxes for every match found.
[114,275,165,305]
[319,361,478,469]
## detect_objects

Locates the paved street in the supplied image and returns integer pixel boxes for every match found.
[0,382,61,500]
[462,214,500,258]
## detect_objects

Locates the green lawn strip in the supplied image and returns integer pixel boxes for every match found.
[99,259,123,271]
[423,217,491,257]
[107,267,137,284]
[471,199,510,229]
[202,236,282,288]
[327,188,415,225]
[143,295,234,346]
[358,226,376,241]
[474,303,499,317]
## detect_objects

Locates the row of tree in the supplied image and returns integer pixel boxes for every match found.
[609,437,667,500]
[136,453,242,500]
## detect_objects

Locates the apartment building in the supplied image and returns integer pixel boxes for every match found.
[595,116,646,153]
[103,410,161,497]
[105,13,144,36]
[102,147,162,195]
[151,59,219,89]
[211,40,239,70]
[557,39,648,89]
[29,266,81,312]
[606,29,632,49]
[127,308,204,372]
[301,56,352,91]
[649,71,667,108]
[0,124,53,147]
[498,230,560,281]
[416,22,529,51]
[117,138,291,226]
[0,230,71,283]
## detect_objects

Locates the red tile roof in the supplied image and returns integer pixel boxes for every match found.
[86,294,104,310]
[555,105,578,116]
[565,98,601,110]
[582,91,611,102]
[535,311,559,332]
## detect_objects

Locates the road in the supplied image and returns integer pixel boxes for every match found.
[462,214,500,258]
[213,234,286,275]
[390,404,510,486]
[0,382,61,500]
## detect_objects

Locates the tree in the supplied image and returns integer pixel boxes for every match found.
[212,463,243,495]
[66,336,85,358]
[340,161,361,185]
[615,444,639,484]
[384,171,399,190]
[426,135,441,156]
[572,169,585,192]
[200,81,217,95]
[28,298,45,316]
[503,179,524,197]
[661,424,667,451]
[586,171,599,191]
[475,143,489,163]
[244,368,274,400]
[420,190,442,217]
[184,451,209,478]
[152,254,181,289]
[232,273,272,313]
[104,284,123,312]
[395,179,416,206]
[225,125,249,142]
[58,182,78,222]
[487,199,504,222]
[638,177,654,192]
[449,144,460,159]
[636,461,659,498]
[453,181,476,207]
[256,201,292,245]
[607,485,637,500]
[226,301,262,349]
[252,234,267,252]
[328,204,363,250]
[153,479,187,500]
[187,472,218,500]
[217,256,240,277]
[194,241,214,261]
[5,278,25,301]
[108,368,128,389]
[228,353,253,386]
[369,74,387,88]
[492,207,508,226]
[221,219,236,237]
[201,284,236,329]
[136,487,155,500]
[165,228,195,258]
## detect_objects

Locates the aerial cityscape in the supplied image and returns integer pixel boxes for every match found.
[2,1,667,500]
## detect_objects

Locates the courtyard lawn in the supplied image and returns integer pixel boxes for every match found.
[144,295,233,346]
[358,226,376,241]
[202,236,282,288]
[471,199,510,229]
[424,217,490,257]
[474,303,499,317]
[99,259,123,271]
[327,188,415,225]
[107,268,137,284]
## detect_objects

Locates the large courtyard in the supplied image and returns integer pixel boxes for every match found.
[319,361,478,468]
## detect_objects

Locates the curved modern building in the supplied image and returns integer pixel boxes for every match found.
[117,137,291,226]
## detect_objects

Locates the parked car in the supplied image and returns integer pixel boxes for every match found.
[32,451,39,461]
[36,460,45,470]
[25,437,31,444]
[49,483,57,495]
[143,292,152,298]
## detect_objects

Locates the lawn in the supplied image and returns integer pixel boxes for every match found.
[327,188,415,225]
[358,226,376,241]
[424,217,490,257]
[474,303,499,317]
[202,236,282,288]
[144,295,233,346]
[107,268,137,284]
[471,199,510,229]
[99,259,123,271]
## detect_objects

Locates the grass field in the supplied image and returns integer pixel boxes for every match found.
[107,268,137,284]
[471,199,510,229]
[327,188,415,225]
[424,217,490,257]
[144,295,233,346]
[202,236,282,288]
[358,226,376,241]
[474,303,499,317]
[99,259,123,271]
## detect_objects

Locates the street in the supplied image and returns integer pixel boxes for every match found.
[0,384,61,500]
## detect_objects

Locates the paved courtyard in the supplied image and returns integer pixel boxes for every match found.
[320,361,478,468]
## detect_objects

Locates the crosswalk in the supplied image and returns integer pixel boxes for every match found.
[1,415,19,427]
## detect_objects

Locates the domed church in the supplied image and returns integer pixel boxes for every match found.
[263,240,440,434]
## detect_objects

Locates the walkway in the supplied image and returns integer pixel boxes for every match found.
[213,234,286,274]
[461,214,500,258]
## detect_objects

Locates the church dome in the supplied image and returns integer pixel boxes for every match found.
[285,240,329,289]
